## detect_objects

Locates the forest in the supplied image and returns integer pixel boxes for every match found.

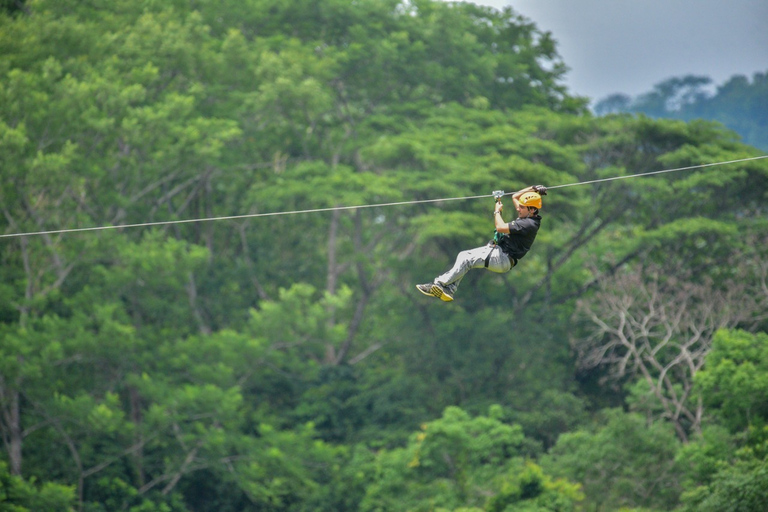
[1,1,767,511]
[594,72,768,151]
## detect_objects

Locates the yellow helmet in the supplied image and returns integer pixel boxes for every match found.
[519,191,542,209]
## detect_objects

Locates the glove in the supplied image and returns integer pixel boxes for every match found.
[532,185,547,195]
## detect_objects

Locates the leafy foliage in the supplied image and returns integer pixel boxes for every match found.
[542,409,682,510]
[0,0,766,510]
[361,406,582,512]
[696,330,768,434]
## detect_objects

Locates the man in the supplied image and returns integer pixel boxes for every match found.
[416,185,546,302]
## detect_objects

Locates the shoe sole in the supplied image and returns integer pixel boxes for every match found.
[434,285,454,302]
[416,285,437,299]
[416,284,454,302]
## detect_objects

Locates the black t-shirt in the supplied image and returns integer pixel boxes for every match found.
[497,215,541,260]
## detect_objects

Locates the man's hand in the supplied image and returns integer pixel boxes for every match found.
[494,201,503,214]
[532,185,547,195]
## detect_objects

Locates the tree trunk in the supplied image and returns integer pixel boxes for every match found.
[129,386,145,487]
[324,208,342,364]
[5,386,22,475]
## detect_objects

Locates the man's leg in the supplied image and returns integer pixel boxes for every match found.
[418,246,488,301]
[483,246,515,274]
[434,245,493,293]
[417,245,513,301]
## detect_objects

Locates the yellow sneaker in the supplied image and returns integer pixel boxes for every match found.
[416,283,453,302]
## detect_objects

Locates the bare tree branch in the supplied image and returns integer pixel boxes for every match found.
[572,261,765,440]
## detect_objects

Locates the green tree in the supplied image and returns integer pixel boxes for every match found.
[361,406,582,512]
[0,460,74,511]
[679,458,768,512]
[542,409,681,511]
[696,329,768,433]
[2,0,768,510]
[594,71,768,150]
[619,75,713,117]
[676,329,768,512]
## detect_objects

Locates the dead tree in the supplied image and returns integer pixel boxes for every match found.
[572,261,767,442]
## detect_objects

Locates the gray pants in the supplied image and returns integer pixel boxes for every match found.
[435,244,515,294]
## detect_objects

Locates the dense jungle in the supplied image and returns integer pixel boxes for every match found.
[1,1,767,510]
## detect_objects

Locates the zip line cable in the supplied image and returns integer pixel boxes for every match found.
[1,154,766,240]
[545,155,767,190]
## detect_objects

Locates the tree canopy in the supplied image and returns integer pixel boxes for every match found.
[594,72,768,151]
[1,1,767,510]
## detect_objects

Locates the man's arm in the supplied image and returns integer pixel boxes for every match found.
[494,200,509,233]
[511,185,537,209]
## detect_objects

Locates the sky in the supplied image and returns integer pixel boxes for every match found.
[441,0,768,103]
